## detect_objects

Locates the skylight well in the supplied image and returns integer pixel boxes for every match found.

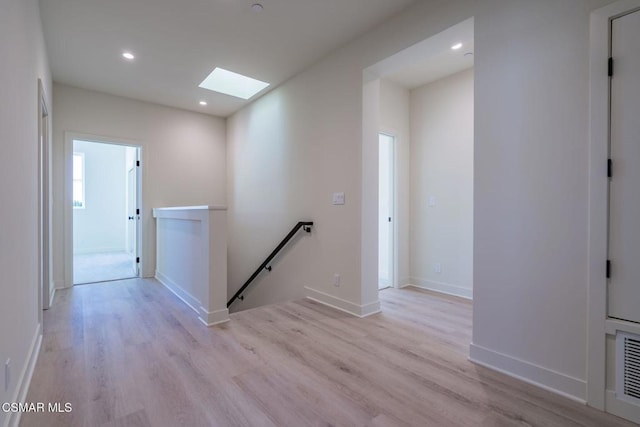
[199,68,270,100]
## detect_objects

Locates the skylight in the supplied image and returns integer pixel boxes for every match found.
[199,68,270,100]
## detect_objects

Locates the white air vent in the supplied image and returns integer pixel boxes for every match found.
[616,332,640,405]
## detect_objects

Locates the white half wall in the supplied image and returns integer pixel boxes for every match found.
[73,140,127,254]
[52,84,227,285]
[409,68,474,298]
[0,0,51,425]
[153,206,229,326]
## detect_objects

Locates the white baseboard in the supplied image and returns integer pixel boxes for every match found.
[469,343,586,403]
[155,270,200,315]
[305,286,381,318]
[156,271,228,327]
[398,277,412,288]
[408,277,472,300]
[198,307,229,327]
[5,324,43,427]
[606,390,640,424]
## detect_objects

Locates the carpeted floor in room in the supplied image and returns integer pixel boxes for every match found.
[73,251,137,284]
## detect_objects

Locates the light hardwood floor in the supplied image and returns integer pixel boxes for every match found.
[21,279,636,427]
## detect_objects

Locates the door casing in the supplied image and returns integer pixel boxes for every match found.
[587,0,640,412]
[63,132,143,287]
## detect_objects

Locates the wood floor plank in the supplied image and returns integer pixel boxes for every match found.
[20,279,637,427]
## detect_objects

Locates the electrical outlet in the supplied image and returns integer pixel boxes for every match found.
[333,274,341,287]
[5,359,10,391]
[435,263,442,274]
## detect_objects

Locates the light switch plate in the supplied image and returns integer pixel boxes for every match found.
[332,192,345,205]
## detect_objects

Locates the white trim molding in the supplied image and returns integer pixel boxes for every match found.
[606,390,640,425]
[156,272,230,327]
[52,280,67,291]
[305,287,381,318]
[470,343,587,404]
[397,277,412,288]
[407,278,472,300]
[63,131,144,287]
[155,270,201,314]
[5,324,43,427]
[198,307,230,327]
[587,0,640,412]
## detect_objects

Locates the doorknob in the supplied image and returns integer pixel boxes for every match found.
[128,216,134,220]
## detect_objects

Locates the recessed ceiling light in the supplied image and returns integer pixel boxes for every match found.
[451,43,463,50]
[199,101,207,106]
[251,3,264,12]
[199,67,270,100]
[122,52,135,60]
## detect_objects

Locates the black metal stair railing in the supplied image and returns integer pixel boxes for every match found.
[227,221,313,308]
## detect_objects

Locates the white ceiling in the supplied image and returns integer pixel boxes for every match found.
[367,17,474,90]
[40,0,416,117]
[386,40,474,89]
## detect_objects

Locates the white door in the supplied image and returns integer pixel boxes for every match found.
[126,149,140,276]
[608,9,640,324]
[379,134,394,289]
[127,167,136,272]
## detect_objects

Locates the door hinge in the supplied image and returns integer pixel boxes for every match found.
[136,160,140,167]
[608,57,614,77]
[608,159,612,178]
[136,257,140,264]
[136,208,140,215]
[606,260,611,279]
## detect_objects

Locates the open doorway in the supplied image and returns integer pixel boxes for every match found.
[366,17,474,303]
[72,139,140,284]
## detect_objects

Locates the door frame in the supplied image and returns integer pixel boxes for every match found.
[37,79,51,316]
[587,0,640,411]
[378,130,398,289]
[64,132,143,286]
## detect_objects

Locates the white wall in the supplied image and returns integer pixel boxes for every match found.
[52,84,226,284]
[227,0,616,402]
[73,141,127,254]
[379,79,411,287]
[409,68,474,298]
[0,0,52,425]
[469,0,605,398]
[226,83,321,312]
